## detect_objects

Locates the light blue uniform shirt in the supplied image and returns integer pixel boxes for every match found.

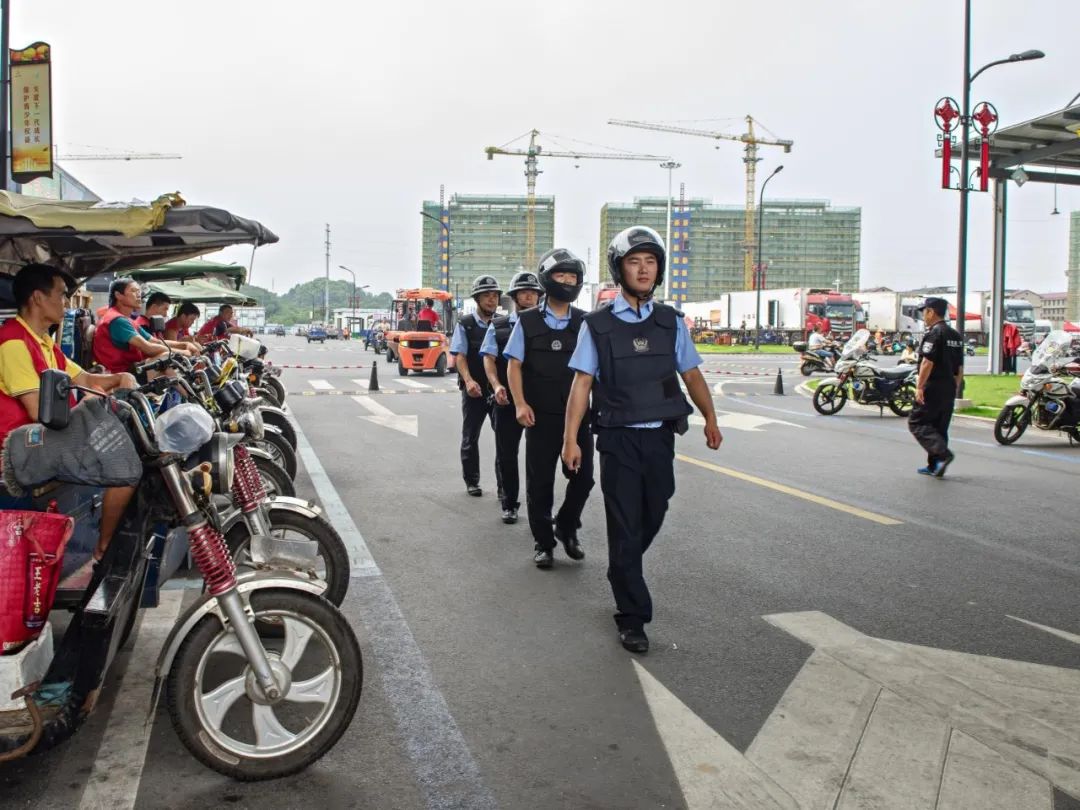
[502,301,572,363]
[480,311,518,358]
[450,312,492,356]
[569,296,701,428]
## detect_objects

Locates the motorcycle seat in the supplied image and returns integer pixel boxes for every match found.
[879,365,916,380]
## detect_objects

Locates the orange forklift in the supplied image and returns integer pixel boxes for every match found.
[384,288,457,376]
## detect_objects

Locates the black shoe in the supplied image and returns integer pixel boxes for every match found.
[933,451,955,478]
[501,507,518,524]
[533,548,553,569]
[466,484,482,497]
[554,525,584,561]
[619,627,649,654]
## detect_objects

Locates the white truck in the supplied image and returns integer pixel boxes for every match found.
[682,288,860,339]
[857,291,925,337]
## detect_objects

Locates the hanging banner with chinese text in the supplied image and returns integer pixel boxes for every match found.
[9,42,53,184]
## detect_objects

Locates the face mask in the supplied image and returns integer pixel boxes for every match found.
[546,282,581,303]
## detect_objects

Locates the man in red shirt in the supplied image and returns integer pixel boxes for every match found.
[165,302,200,341]
[416,298,440,329]
[196,304,252,343]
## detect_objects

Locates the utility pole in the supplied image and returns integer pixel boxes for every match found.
[661,161,681,300]
[324,223,330,324]
[0,1,10,191]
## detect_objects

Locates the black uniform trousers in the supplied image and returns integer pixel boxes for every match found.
[460,391,501,490]
[492,403,524,509]
[525,411,594,550]
[908,383,955,465]
[597,425,676,631]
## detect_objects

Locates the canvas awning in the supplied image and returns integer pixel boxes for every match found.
[128,259,247,290]
[0,190,277,280]
[143,278,256,306]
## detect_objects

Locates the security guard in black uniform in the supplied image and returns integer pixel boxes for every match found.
[505,249,594,569]
[562,226,722,653]
[482,270,544,524]
[450,275,503,497]
[909,296,964,477]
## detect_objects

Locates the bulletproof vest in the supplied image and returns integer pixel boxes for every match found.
[457,314,491,393]
[586,303,693,428]
[491,314,515,391]
[520,306,583,415]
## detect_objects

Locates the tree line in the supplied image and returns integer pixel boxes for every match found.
[239,278,394,325]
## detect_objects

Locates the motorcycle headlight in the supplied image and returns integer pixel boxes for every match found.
[238,408,265,440]
[196,432,235,494]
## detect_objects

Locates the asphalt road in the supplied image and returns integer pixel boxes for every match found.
[5,336,1079,809]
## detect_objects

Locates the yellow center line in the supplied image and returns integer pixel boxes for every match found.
[675,454,903,526]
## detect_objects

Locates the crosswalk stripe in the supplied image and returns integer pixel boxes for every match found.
[309,379,335,390]
[394,378,431,389]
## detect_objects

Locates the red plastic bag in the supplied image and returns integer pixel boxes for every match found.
[0,510,74,653]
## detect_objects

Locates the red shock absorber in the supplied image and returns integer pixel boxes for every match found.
[231,444,266,513]
[188,522,237,595]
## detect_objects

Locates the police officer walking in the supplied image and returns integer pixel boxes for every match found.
[450,275,503,497]
[909,296,963,477]
[481,270,544,524]
[505,249,594,569]
[562,226,722,654]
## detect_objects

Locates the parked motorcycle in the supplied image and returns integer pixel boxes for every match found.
[0,370,361,779]
[812,329,919,417]
[135,355,349,605]
[994,329,1080,445]
[366,328,387,354]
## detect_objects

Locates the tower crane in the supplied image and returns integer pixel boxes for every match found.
[609,116,792,290]
[485,129,670,270]
[54,149,181,161]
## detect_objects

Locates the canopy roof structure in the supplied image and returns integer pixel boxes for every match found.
[128,259,247,290]
[0,191,277,280]
[143,278,256,306]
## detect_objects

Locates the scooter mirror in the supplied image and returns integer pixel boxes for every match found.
[149,315,167,334]
[38,368,72,430]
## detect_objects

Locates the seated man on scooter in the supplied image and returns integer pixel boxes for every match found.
[808,323,834,369]
[0,264,139,561]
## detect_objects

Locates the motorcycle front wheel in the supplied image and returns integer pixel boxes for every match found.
[166,588,362,781]
[887,383,917,417]
[226,509,350,606]
[248,426,298,480]
[994,403,1029,445]
[264,376,287,406]
[253,454,296,498]
[260,409,297,450]
[812,383,848,415]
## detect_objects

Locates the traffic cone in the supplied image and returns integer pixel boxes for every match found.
[369,363,379,392]
[773,368,784,396]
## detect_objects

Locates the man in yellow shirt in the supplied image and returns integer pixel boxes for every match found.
[0,264,138,561]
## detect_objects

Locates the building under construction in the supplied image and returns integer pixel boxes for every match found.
[420,194,554,296]
[599,197,861,302]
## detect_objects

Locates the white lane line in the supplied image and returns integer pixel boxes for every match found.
[309,378,335,390]
[391,377,430,389]
[293,419,378,576]
[1006,615,1080,646]
[78,591,185,810]
[290,415,495,808]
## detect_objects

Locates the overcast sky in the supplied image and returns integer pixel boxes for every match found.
[14,0,1079,295]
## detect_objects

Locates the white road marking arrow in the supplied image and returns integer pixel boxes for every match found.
[351,395,418,437]
[690,410,803,433]
[637,611,1079,808]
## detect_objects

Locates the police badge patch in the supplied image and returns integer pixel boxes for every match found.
[551,339,562,351]
[633,336,649,353]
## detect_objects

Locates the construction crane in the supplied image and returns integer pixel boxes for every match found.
[54,149,181,161]
[485,129,670,270]
[609,116,792,290]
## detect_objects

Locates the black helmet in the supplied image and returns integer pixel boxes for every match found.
[537,248,585,303]
[607,226,666,295]
[507,271,543,299]
[470,275,502,299]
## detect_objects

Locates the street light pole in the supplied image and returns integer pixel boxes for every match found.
[754,165,783,350]
[954,0,1044,383]
[660,161,680,301]
[338,264,357,333]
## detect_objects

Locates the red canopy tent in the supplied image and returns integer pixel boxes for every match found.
[1063,321,1080,333]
